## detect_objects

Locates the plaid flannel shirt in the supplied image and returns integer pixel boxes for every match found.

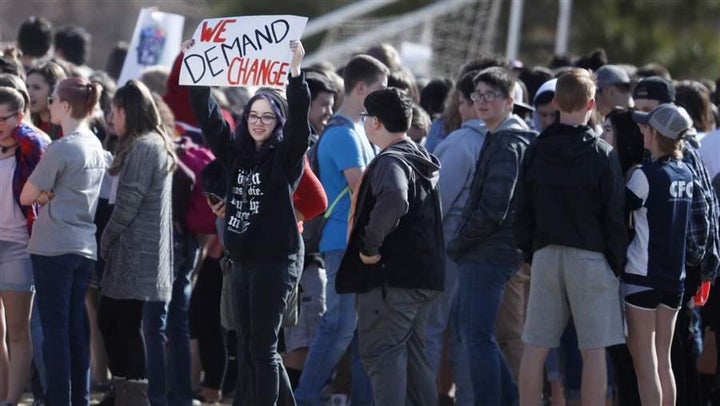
[683,141,720,281]
[11,123,50,233]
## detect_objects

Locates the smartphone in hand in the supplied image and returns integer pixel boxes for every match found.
[203,192,223,205]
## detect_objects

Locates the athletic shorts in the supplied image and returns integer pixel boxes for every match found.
[523,245,625,349]
[624,285,683,310]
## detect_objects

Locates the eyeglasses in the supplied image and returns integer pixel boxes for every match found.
[470,91,503,103]
[0,111,18,125]
[247,113,277,125]
[360,112,372,122]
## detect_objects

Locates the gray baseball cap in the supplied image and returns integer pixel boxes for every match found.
[632,103,693,140]
[595,65,631,89]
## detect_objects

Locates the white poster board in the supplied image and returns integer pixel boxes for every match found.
[179,15,308,88]
[117,8,185,85]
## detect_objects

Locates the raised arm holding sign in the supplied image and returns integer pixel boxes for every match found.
[179,15,308,87]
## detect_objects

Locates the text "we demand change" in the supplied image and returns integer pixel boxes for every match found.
[180,15,308,88]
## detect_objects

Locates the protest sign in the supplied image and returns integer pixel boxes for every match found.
[179,15,308,88]
[117,8,184,85]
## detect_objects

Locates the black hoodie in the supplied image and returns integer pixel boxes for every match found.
[514,123,628,274]
[188,74,310,262]
[336,139,445,293]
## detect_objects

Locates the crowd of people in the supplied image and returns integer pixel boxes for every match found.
[0,12,720,406]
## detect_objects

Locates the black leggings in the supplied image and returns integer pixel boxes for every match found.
[190,257,226,389]
[98,296,146,379]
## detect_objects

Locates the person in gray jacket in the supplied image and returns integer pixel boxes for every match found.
[428,69,485,405]
[446,67,536,406]
[98,80,177,405]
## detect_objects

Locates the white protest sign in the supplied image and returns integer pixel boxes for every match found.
[180,15,308,88]
[117,8,185,85]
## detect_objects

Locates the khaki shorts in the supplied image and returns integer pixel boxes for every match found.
[523,245,625,349]
[284,260,327,353]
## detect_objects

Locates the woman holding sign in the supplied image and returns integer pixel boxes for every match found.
[187,39,309,405]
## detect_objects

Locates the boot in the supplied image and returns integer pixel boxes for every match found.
[113,378,150,406]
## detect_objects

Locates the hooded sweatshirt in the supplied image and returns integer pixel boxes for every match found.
[434,119,487,239]
[189,74,311,261]
[514,122,628,274]
[336,139,445,293]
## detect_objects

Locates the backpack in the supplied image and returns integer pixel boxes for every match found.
[302,115,355,253]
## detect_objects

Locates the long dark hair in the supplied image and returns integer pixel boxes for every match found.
[109,80,177,175]
[606,108,644,175]
[232,90,287,169]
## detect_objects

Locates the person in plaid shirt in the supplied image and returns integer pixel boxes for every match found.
[633,76,720,405]
[0,86,49,405]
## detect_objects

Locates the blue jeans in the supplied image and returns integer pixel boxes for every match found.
[143,301,168,406]
[144,231,197,406]
[426,255,474,404]
[295,250,373,406]
[31,297,46,392]
[31,253,93,406]
[456,260,517,406]
[232,255,300,406]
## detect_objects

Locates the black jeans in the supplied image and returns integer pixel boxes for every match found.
[232,253,301,406]
[190,256,226,389]
[98,296,146,379]
[672,303,701,406]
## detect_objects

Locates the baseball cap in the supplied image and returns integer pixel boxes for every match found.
[533,78,557,105]
[595,65,630,89]
[632,76,675,103]
[632,103,693,140]
[512,81,535,113]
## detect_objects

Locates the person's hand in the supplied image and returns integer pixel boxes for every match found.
[208,198,226,218]
[294,208,305,222]
[36,191,55,206]
[289,40,305,77]
[359,252,381,265]
[181,39,195,54]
